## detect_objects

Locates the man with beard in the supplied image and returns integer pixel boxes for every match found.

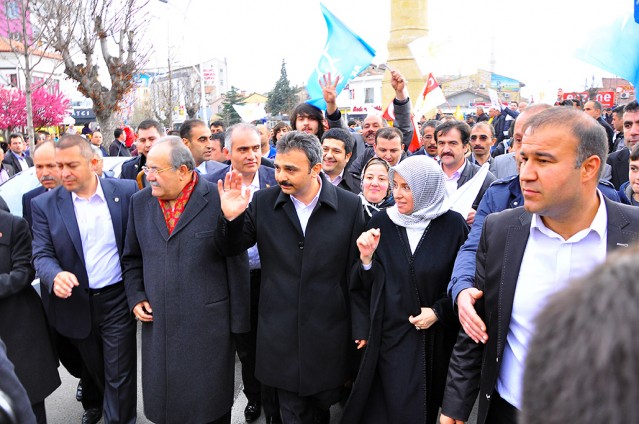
[410,120,439,159]
[216,131,364,424]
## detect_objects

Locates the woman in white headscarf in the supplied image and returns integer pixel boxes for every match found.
[344,156,469,424]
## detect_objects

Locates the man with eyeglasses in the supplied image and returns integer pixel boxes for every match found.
[469,123,495,167]
[122,137,249,424]
[120,120,165,185]
[180,118,226,175]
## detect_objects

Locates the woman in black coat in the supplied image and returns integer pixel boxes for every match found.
[0,208,60,423]
[344,156,468,424]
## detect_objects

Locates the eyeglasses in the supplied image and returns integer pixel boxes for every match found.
[470,135,490,141]
[141,166,173,176]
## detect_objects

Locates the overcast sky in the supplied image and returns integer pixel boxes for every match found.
[144,0,634,102]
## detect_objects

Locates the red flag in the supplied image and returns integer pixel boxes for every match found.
[382,100,421,153]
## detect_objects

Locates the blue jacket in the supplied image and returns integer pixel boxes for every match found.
[448,175,621,304]
[618,181,638,206]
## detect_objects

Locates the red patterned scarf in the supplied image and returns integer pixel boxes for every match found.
[158,172,198,234]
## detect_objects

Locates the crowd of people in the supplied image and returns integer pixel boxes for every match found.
[0,68,638,424]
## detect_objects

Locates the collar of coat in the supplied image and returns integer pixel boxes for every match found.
[274,174,339,212]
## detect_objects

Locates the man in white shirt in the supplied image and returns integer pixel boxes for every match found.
[2,133,33,171]
[31,135,138,424]
[440,107,639,424]
[435,120,495,225]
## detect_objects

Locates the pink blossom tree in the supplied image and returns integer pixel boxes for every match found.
[0,86,69,131]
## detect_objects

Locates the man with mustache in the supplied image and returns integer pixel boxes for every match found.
[216,131,364,424]
[410,120,439,159]
[436,120,495,225]
[204,123,279,423]
[31,135,138,424]
[123,137,250,424]
[469,123,495,167]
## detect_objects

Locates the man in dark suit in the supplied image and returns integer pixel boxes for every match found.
[89,131,109,157]
[440,107,639,424]
[584,100,615,153]
[122,137,249,424]
[607,100,639,189]
[204,123,279,423]
[120,120,163,186]
[180,118,226,175]
[321,128,359,194]
[108,128,131,157]
[216,131,364,424]
[2,133,33,172]
[22,140,104,418]
[0,146,16,184]
[435,120,495,225]
[0,207,60,424]
[31,135,138,424]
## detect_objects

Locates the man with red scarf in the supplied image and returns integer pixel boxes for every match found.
[122,136,250,424]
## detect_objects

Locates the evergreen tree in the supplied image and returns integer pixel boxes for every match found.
[266,60,298,116]
[220,86,245,126]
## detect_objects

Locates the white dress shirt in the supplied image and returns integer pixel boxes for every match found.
[239,169,261,269]
[497,191,608,409]
[290,176,322,236]
[72,176,122,289]
[327,170,344,186]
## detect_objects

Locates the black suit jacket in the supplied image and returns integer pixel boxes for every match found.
[606,147,630,190]
[441,198,639,423]
[597,117,615,153]
[336,171,360,194]
[204,164,277,189]
[216,175,364,396]
[120,155,144,181]
[31,178,137,339]
[108,139,131,157]
[2,151,33,172]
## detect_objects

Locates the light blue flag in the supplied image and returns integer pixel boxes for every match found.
[306,3,376,110]
[575,13,639,88]
[635,0,638,24]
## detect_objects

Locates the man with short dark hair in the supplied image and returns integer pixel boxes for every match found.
[611,104,625,151]
[32,135,138,424]
[584,100,615,152]
[321,128,358,193]
[210,120,225,134]
[180,119,226,175]
[469,122,495,166]
[109,128,131,157]
[440,107,639,424]
[411,120,438,158]
[123,137,249,424]
[216,131,364,424]
[120,120,164,185]
[607,100,639,189]
[435,120,495,225]
[210,132,227,163]
[3,133,33,171]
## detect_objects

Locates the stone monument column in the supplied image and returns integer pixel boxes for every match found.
[383,0,428,107]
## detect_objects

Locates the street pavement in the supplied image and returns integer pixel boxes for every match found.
[43,323,345,423]
[43,323,476,423]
